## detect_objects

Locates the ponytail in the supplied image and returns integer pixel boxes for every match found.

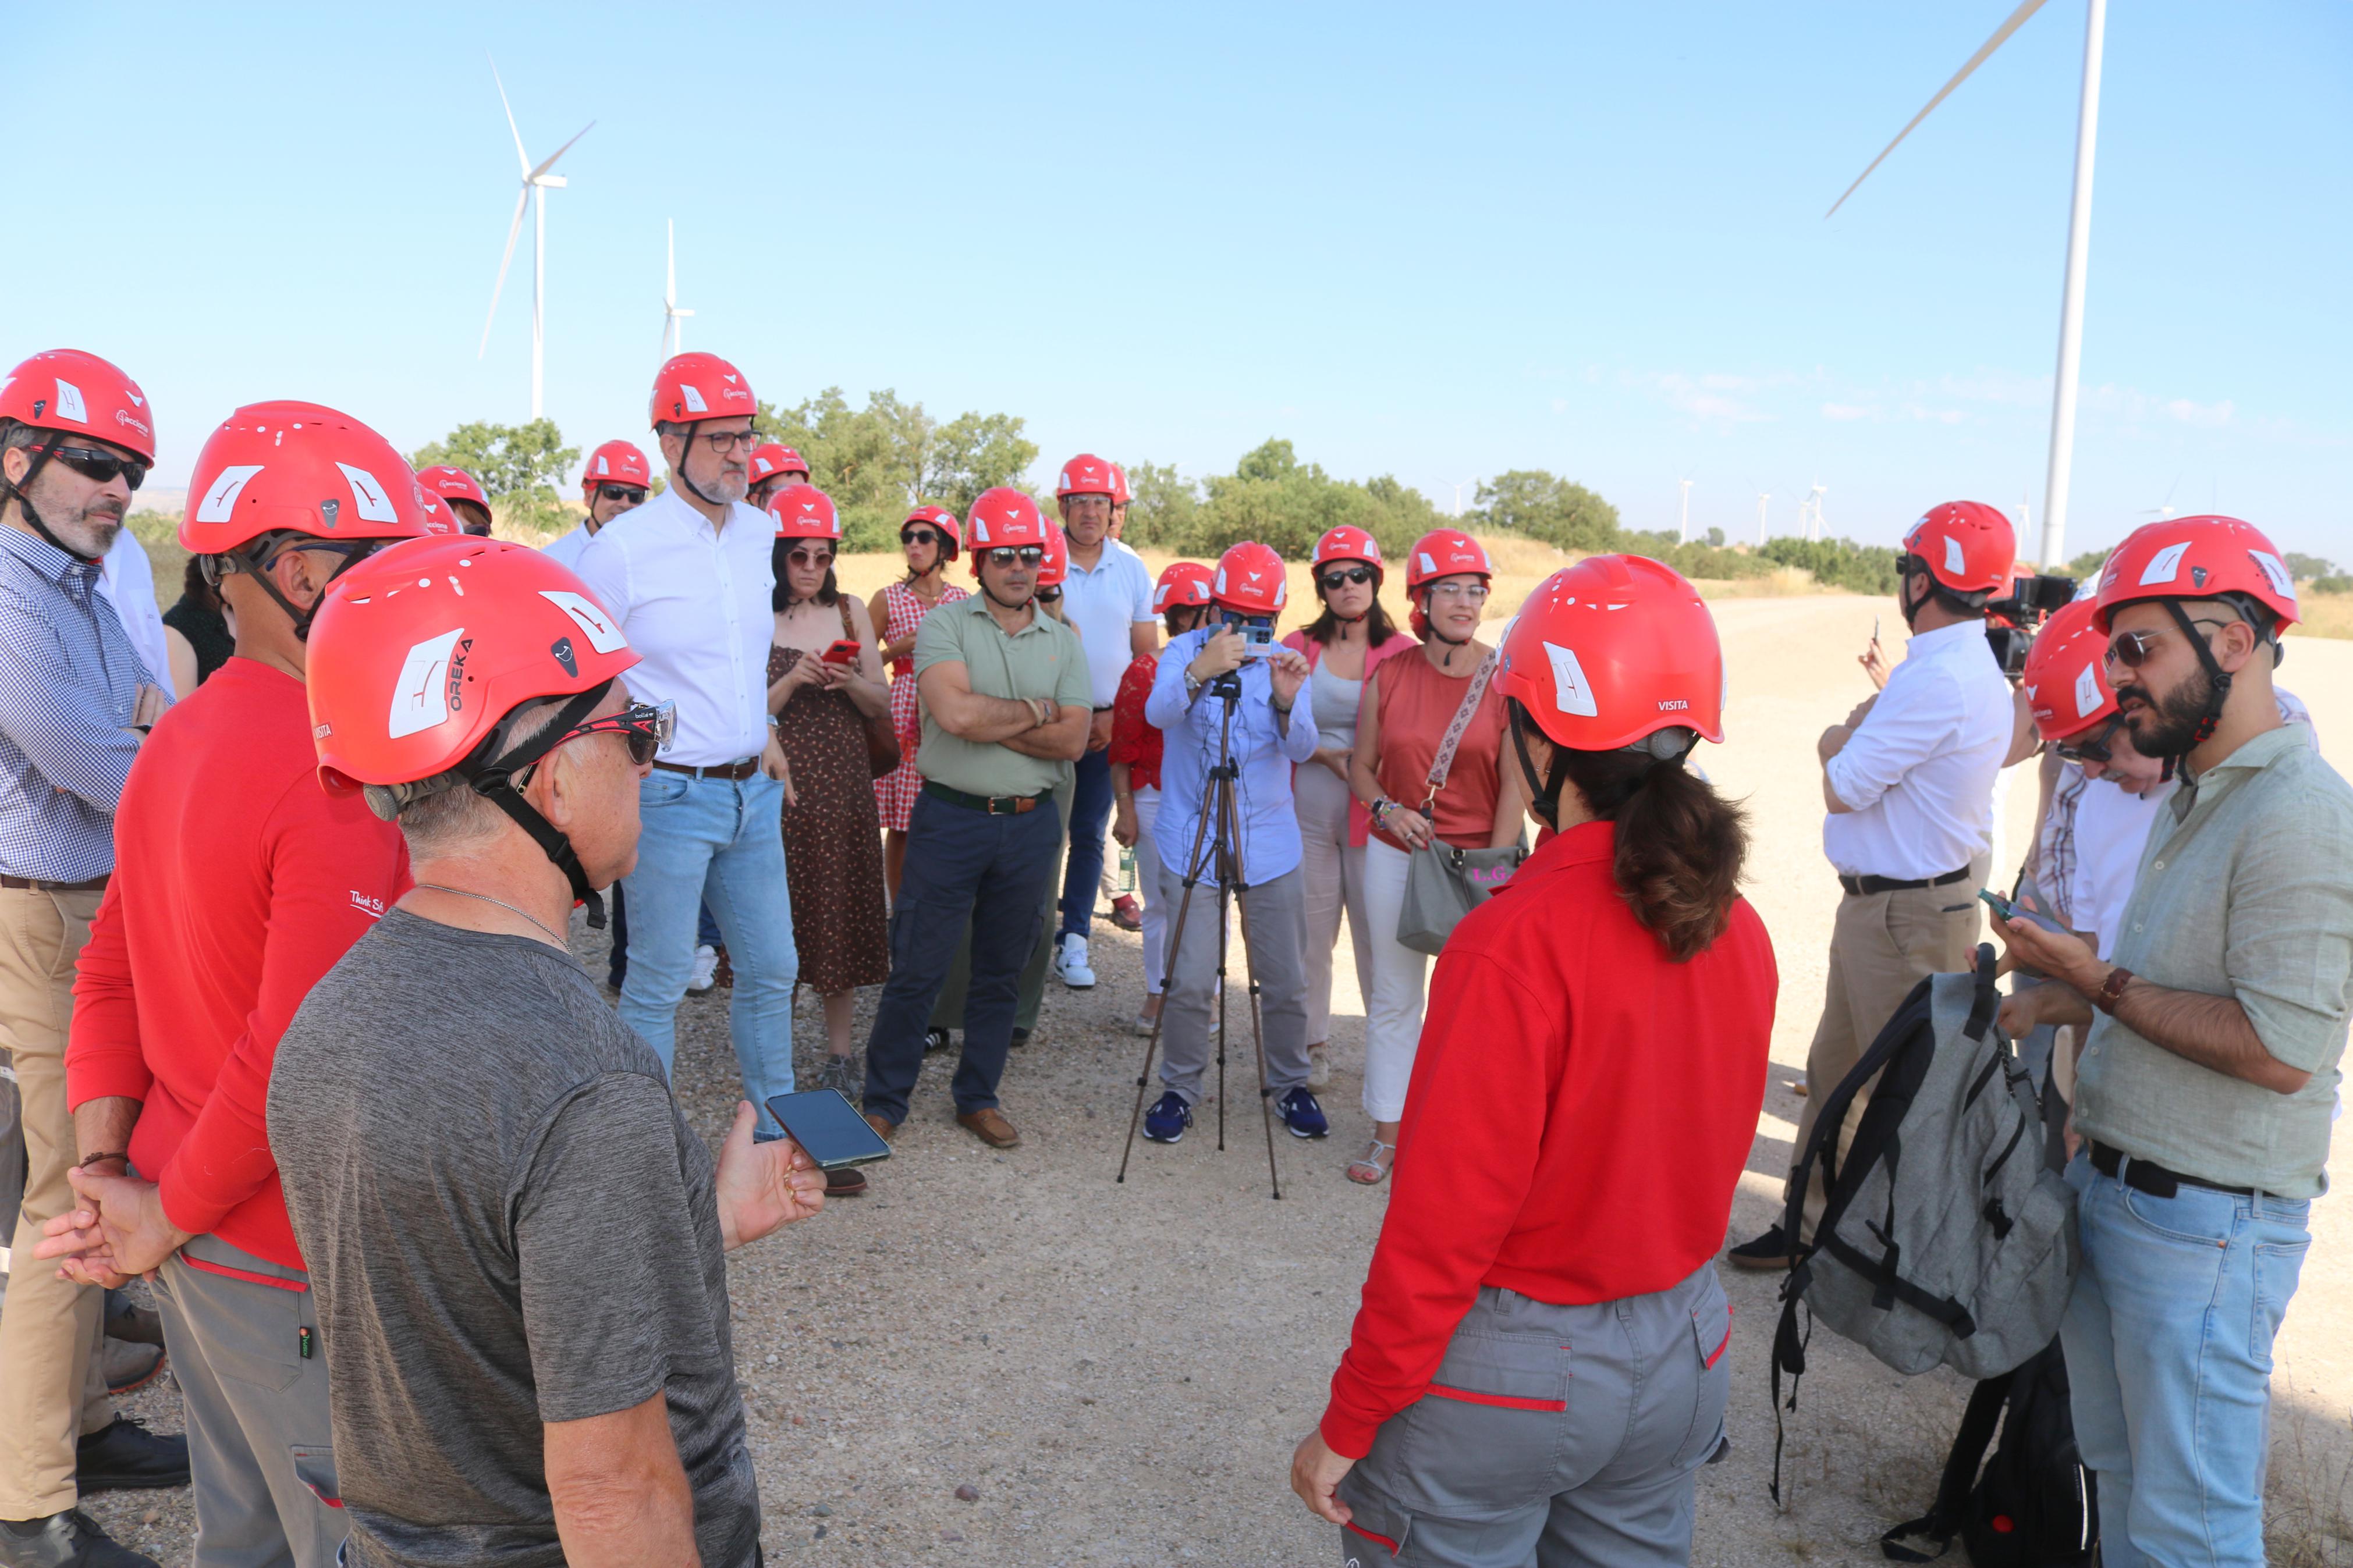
[1552,746,1749,962]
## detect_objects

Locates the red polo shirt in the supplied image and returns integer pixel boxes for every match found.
[1319,819,1778,1458]
[68,657,409,1274]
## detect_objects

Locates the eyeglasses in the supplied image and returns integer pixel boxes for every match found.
[690,429,762,454]
[900,528,941,547]
[979,546,1044,568]
[1318,566,1374,591]
[2055,715,2124,766]
[200,536,384,588]
[1425,581,1489,603]
[45,445,148,492]
[786,547,836,569]
[549,699,676,767]
[1037,586,1063,602]
[597,484,647,504]
[2107,617,2230,669]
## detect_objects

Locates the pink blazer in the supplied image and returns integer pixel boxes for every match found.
[1282,628,1421,848]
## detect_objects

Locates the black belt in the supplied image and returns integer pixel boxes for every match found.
[1838,866,1970,897]
[922,780,1054,816]
[2090,1140,2255,1200]
[652,758,762,781]
[0,873,109,893]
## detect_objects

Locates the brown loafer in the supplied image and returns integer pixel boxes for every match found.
[956,1107,1021,1149]
[824,1165,868,1197]
[863,1112,897,1142]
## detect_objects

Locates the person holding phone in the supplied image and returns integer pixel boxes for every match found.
[869,504,968,901]
[1110,562,1215,1035]
[764,486,889,1193]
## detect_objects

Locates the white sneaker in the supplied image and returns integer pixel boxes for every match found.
[688,943,719,993]
[1054,932,1096,989]
[1307,1044,1333,1090]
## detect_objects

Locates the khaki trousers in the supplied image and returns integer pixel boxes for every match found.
[1787,872,1983,1238]
[0,885,108,1521]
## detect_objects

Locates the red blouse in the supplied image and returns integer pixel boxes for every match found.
[1108,652,1162,792]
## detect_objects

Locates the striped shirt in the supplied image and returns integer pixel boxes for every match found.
[0,523,154,881]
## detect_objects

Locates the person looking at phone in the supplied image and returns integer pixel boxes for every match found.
[1729,500,2016,1270]
[762,485,889,1191]
[257,537,826,1568]
[1136,541,1329,1147]
[543,439,652,571]
[1989,517,2352,1568]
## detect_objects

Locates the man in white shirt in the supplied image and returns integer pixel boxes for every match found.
[544,439,652,571]
[1731,500,2017,1268]
[98,526,171,696]
[572,355,801,1139]
[1045,453,1156,989]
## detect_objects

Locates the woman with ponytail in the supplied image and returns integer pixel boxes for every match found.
[1294,555,1779,1568]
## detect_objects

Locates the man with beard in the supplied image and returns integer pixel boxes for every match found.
[1996,516,2352,1568]
[0,351,183,1568]
[574,355,802,1139]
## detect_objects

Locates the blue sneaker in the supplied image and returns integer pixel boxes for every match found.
[1277,1087,1329,1140]
[1143,1091,1193,1144]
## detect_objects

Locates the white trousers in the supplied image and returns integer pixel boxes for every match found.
[1293,762,1371,1046]
[1360,837,1429,1122]
[1132,787,1165,995]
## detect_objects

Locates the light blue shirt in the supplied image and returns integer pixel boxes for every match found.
[1145,629,1319,885]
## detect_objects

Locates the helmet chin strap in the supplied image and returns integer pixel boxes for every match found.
[2153,596,2234,784]
[211,535,378,642]
[2,433,103,565]
[672,430,725,509]
[464,683,615,928]
[1508,702,1574,830]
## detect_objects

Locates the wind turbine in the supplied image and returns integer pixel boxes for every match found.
[1802,482,1829,542]
[662,220,694,358]
[1825,0,2106,571]
[1677,478,1694,543]
[1449,477,1479,518]
[477,59,594,419]
[1756,492,1772,546]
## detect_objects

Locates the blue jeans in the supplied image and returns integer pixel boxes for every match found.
[864,789,1059,1125]
[619,771,797,1137]
[605,887,722,990]
[1056,748,1115,941]
[2061,1153,2312,1568]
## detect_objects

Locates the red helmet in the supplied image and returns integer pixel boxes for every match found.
[182,401,432,557]
[416,493,464,536]
[1900,502,2015,599]
[904,504,961,559]
[1154,561,1215,614]
[649,351,756,427]
[1211,541,1287,616]
[1405,528,1492,592]
[581,439,652,493]
[1110,463,1133,506]
[749,443,808,484]
[308,536,641,792]
[965,486,1047,573]
[1037,519,1070,589]
[1056,453,1116,500]
[1312,524,1385,578]
[0,349,155,463]
[2092,515,2299,634]
[414,465,490,514]
[768,483,840,541]
[1497,554,1726,753]
[2021,598,2116,741]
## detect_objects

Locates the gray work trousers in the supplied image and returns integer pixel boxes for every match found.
[151,1235,345,1568]
[1335,1266,1733,1567]
[1155,863,1309,1106]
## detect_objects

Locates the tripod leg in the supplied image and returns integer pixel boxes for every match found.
[1115,792,1220,1183]
[1219,769,1284,1201]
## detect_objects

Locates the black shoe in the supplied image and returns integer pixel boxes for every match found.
[0,1509,159,1567]
[1009,1027,1031,1049]
[102,1295,164,1349]
[1726,1223,1797,1271]
[924,1027,952,1054]
[74,1417,188,1492]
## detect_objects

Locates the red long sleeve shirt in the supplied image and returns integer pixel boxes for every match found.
[1106,653,1162,792]
[68,658,409,1273]
[1319,819,1778,1457]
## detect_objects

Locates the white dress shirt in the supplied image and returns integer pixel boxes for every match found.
[572,488,775,767]
[1822,619,2013,880]
[99,527,170,690]
[1060,536,1155,706]
[541,524,591,572]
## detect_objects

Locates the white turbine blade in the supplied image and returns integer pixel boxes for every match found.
[530,120,595,183]
[1825,0,2050,219]
[666,219,677,309]
[478,188,528,358]
[489,56,530,175]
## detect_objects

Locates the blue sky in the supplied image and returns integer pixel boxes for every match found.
[9,1,2348,560]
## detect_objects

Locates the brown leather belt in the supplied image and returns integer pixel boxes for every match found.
[922,780,1054,816]
[652,758,762,781]
[0,873,109,893]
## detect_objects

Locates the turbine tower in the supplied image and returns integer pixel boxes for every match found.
[1677,478,1693,543]
[1756,492,1772,546]
[478,58,594,419]
[662,220,694,357]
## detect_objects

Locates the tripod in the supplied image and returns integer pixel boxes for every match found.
[1115,674,1284,1198]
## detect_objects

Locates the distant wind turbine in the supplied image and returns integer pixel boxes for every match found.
[1756,492,1772,546]
[1677,478,1694,543]
[478,58,594,419]
[1449,477,1479,518]
[1825,0,2106,570]
[662,220,694,358]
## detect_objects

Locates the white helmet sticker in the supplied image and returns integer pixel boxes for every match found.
[680,383,708,414]
[2247,550,2297,601]
[52,379,88,425]
[1542,641,1599,719]
[1214,566,1227,595]
[388,628,464,739]
[196,464,265,522]
[2074,662,2103,720]
[336,464,400,523]
[971,516,991,545]
[539,590,629,653]
[594,455,611,475]
[2139,541,2191,586]
[1418,552,1438,575]
[1942,535,1967,577]
[1364,538,1381,562]
[1272,577,1287,608]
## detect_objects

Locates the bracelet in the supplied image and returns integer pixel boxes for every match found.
[1370,797,1393,821]
[74,1151,129,1171]
[2094,966,2134,1015]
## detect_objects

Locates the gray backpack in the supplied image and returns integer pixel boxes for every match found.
[1770,947,2079,1500]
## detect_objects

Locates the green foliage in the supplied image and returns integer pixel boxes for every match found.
[1466,470,1620,552]
[409,419,580,535]
[1759,535,1903,595]
[1121,461,1201,547]
[1120,439,1443,561]
[2068,546,2111,578]
[924,411,1039,521]
[1705,526,1726,548]
[2313,574,2352,596]
[755,388,1037,550]
[2287,552,2339,582]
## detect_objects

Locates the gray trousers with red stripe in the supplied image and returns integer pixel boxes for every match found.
[151,1233,345,1568]
[1335,1266,1732,1568]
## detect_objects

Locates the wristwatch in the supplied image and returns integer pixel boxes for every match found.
[2094,966,2134,1015]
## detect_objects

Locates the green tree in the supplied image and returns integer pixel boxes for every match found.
[921,411,1038,519]
[2286,551,2338,582]
[1759,535,1903,594]
[1117,461,1201,550]
[754,388,1035,549]
[410,419,580,534]
[2067,546,2111,578]
[1466,470,1620,552]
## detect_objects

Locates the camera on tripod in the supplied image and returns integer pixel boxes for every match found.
[1983,572,2077,678]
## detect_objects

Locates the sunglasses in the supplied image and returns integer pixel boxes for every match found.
[1037,586,1063,602]
[45,445,148,492]
[786,547,836,568]
[900,528,942,547]
[550,699,677,767]
[2107,617,2230,669]
[2055,714,2123,766]
[198,536,384,589]
[979,546,1044,568]
[597,484,647,504]
[1318,566,1374,590]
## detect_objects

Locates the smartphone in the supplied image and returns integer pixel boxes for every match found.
[764,1089,893,1170]
[1236,621,1275,659]
[819,639,861,665]
[1979,890,2070,938]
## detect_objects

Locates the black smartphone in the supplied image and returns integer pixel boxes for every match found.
[1979,889,2070,938]
[764,1089,893,1170]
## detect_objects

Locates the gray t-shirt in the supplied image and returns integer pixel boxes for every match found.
[267,910,758,1568]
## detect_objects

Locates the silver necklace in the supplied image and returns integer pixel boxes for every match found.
[411,883,569,948]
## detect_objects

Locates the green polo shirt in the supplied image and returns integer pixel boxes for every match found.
[911,594,1092,799]
[2074,722,2353,1197]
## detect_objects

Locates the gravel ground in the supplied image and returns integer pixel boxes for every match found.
[72,596,2353,1566]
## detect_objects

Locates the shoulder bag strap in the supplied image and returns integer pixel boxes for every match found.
[1422,649,1501,806]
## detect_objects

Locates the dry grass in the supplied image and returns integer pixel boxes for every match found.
[2269,1399,2353,1567]
[2290,592,2353,642]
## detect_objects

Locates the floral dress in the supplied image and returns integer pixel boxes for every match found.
[872,578,970,831]
[768,642,890,994]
